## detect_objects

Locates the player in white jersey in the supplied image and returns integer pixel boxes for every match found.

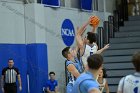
[98,68,109,93]
[76,17,109,69]
[117,51,140,93]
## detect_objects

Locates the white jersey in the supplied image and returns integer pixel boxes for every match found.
[99,78,106,93]
[82,44,98,66]
[118,72,140,93]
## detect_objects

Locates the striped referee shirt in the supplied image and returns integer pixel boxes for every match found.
[2,67,20,84]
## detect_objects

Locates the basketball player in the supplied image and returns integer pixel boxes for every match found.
[72,54,103,93]
[117,51,140,93]
[76,17,109,69]
[62,47,83,93]
[97,68,109,93]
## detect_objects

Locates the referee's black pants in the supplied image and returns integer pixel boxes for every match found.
[4,83,17,93]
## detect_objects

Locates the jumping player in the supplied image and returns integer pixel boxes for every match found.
[76,17,109,70]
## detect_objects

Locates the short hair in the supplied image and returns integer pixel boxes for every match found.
[102,68,108,78]
[49,72,55,75]
[62,47,70,58]
[87,54,103,70]
[87,32,97,44]
[132,51,140,72]
[8,58,14,61]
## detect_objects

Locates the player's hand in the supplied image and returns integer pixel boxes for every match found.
[88,16,93,24]
[2,87,4,93]
[19,86,22,91]
[103,44,110,50]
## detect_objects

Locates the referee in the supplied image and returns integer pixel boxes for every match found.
[1,59,22,93]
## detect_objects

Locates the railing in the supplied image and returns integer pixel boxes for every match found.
[97,12,119,49]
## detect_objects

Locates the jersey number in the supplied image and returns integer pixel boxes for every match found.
[90,52,93,56]
[133,87,138,93]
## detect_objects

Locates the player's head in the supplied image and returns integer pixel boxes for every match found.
[49,72,55,80]
[98,68,107,78]
[62,47,74,59]
[87,54,103,73]
[86,32,97,44]
[132,51,140,72]
[8,58,14,68]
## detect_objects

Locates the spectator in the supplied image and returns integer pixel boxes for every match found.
[45,72,58,93]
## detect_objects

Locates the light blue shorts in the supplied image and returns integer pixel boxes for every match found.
[66,83,73,93]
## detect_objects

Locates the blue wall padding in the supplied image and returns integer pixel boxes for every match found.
[27,44,48,93]
[0,43,48,93]
[0,44,28,93]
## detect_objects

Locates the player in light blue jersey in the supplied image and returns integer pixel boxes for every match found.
[117,51,140,93]
[62,47,84,93]
[72,54,103,93]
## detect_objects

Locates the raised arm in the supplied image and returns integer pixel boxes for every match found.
[91,26,96,33]
[76,20,90,56]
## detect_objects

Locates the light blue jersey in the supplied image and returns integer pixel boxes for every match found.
[74,57,84,73]
[66,57,84,93]
[72,71,99,93]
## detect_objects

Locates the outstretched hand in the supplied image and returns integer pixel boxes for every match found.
[103,44,110,50]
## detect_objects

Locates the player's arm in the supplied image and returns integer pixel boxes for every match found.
[104,81,110,93]
[76,28,85,56]
[91,26,96,33]
[67,64,80,78]
[96,44,109,54]
[76,19,90,56]
[73,45,79,58]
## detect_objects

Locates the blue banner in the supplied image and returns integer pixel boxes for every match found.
[61,19,75,46]
[81,0,92,11]
[42,0,60,7]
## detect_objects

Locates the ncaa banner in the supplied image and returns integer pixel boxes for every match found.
[81,0,92,12]
[42,0,60,7]
[61,19,75,46]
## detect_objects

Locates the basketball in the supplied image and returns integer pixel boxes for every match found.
[90,16,100,27]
